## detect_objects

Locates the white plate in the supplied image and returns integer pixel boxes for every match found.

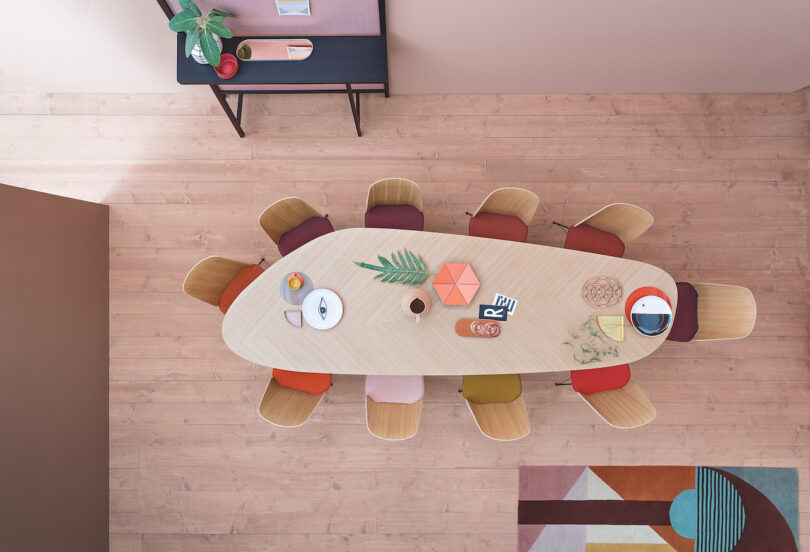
[302,288,343,330]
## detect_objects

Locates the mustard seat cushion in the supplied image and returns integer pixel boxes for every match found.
[462,374,522,404]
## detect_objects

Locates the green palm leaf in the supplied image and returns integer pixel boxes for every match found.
[354,249,429,286]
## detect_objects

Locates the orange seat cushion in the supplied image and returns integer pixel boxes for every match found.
[564,224,625,257]
[468,212,529,242]
[571,364,631,395]
[218,264,264,314]
[272,369,332,395]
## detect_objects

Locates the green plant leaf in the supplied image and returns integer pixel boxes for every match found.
[206,20,233,38]
[179,0,201,16]
[200,30,221,66]
[355,250,429,285]
[169,10,199,32]
[210,8,237,18]
[210,14,224,22]
[184,28,200,57]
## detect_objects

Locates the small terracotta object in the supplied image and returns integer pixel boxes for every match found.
[284,310,302,328]
[455,319,501,338]
[401,289,431,323]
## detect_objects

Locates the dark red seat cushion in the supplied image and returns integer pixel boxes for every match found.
[218,264,264,314]
[571,364,631,395]
[564,224,625,257]
[365,204,424,231]
[667,282,699,342]
[277,216,334,257]
[273,368,332,395]
[468,212,528,242]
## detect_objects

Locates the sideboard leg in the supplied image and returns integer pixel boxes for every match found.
[346,84,362,137]
[209,84,245,138]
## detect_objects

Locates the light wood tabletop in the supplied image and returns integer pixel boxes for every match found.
[222,228,677,375]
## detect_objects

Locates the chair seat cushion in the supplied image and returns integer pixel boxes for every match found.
[564,224,625,257]
[277,216,334,257]
[571,364,631,395]
[462,374,522,404]
[272,369,332,395]
[365,375,424,404]
[468,212,528,242]
[667,282,699,342]
[218,264,264,314]
[365,204,424,231]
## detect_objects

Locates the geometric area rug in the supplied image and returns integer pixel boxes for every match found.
[518,466,799,552]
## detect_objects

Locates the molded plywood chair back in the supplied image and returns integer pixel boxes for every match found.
[182,256,251,307]
[258,378,327,428]
[468,187,539,242]
[693,283,757,341]
[364,178,425,230]
[461,374,530,441]
[575,203,654,245]
[571,364,656,428]
[364,375,424,440]
[258,197,334,256]
[472,187,539,226]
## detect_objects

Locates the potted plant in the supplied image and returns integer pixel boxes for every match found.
[169,0,236,66]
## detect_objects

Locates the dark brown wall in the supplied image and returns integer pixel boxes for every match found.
[0,184,109,551]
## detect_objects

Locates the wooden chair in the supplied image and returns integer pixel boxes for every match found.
[364,178,424,230]
[258,379,326,428]
[258,197,333,256]
[471,187,539,226]
[693,283,757,341]
[365,375,424,440]
[555,203,653,257]
[571,365,656,429]
[462,375,530,441]
[182,256,251,307]
[467,187,539,242]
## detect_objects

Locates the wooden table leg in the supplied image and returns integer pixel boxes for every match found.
[346,84,362,137]
[209,84,245,138]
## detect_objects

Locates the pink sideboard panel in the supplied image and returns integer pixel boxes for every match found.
[166,0,380,36]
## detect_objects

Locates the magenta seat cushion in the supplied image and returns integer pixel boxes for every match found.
[571,364,631,394]
[468,212,528,242]
[564,223,625,257]
[365,204,424,231]
[277,216,334,256]
[667,281,699,342]
[365,375,424,404]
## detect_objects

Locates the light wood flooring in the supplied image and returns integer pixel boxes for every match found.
[1,90,808,552]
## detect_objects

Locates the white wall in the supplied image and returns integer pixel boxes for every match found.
[1,0,808,94]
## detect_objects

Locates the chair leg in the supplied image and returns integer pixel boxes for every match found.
[465,211,474,217]
[554,377,572,386]
[552,221,569,231]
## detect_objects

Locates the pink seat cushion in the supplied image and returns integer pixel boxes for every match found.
[667,282,699,342]
[365,204,424,231]
[468,212,528,242]
[365,375,424,404]
[277,216,334,256]
[571,364,631,394]
[564,224,625,257]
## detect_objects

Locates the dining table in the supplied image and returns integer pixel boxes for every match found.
[222,228,677,375]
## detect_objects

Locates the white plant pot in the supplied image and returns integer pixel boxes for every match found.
[191,33,223,65]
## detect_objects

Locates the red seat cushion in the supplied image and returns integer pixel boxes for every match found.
[468,212,528,242]
[571,364,631,395]
[218,264,264,314]
[564,224,625,257]
[272,369,332,395]
[277,216,334,257]
[365,204,424,230]
[667,282,699,342]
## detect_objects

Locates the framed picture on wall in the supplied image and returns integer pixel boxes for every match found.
[276,0,311,16]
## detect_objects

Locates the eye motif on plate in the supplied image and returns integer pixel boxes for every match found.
[625,287,672,337]
[302,288,343,330]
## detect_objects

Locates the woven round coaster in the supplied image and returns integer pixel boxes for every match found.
[582,276,623,308]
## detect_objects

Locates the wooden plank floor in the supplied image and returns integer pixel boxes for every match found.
[1,90,808,552]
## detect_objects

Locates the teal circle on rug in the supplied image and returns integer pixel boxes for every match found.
[670,489,697,539]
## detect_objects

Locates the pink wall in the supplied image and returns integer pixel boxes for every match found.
[386,0,810,93]
[166,0,380,36]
